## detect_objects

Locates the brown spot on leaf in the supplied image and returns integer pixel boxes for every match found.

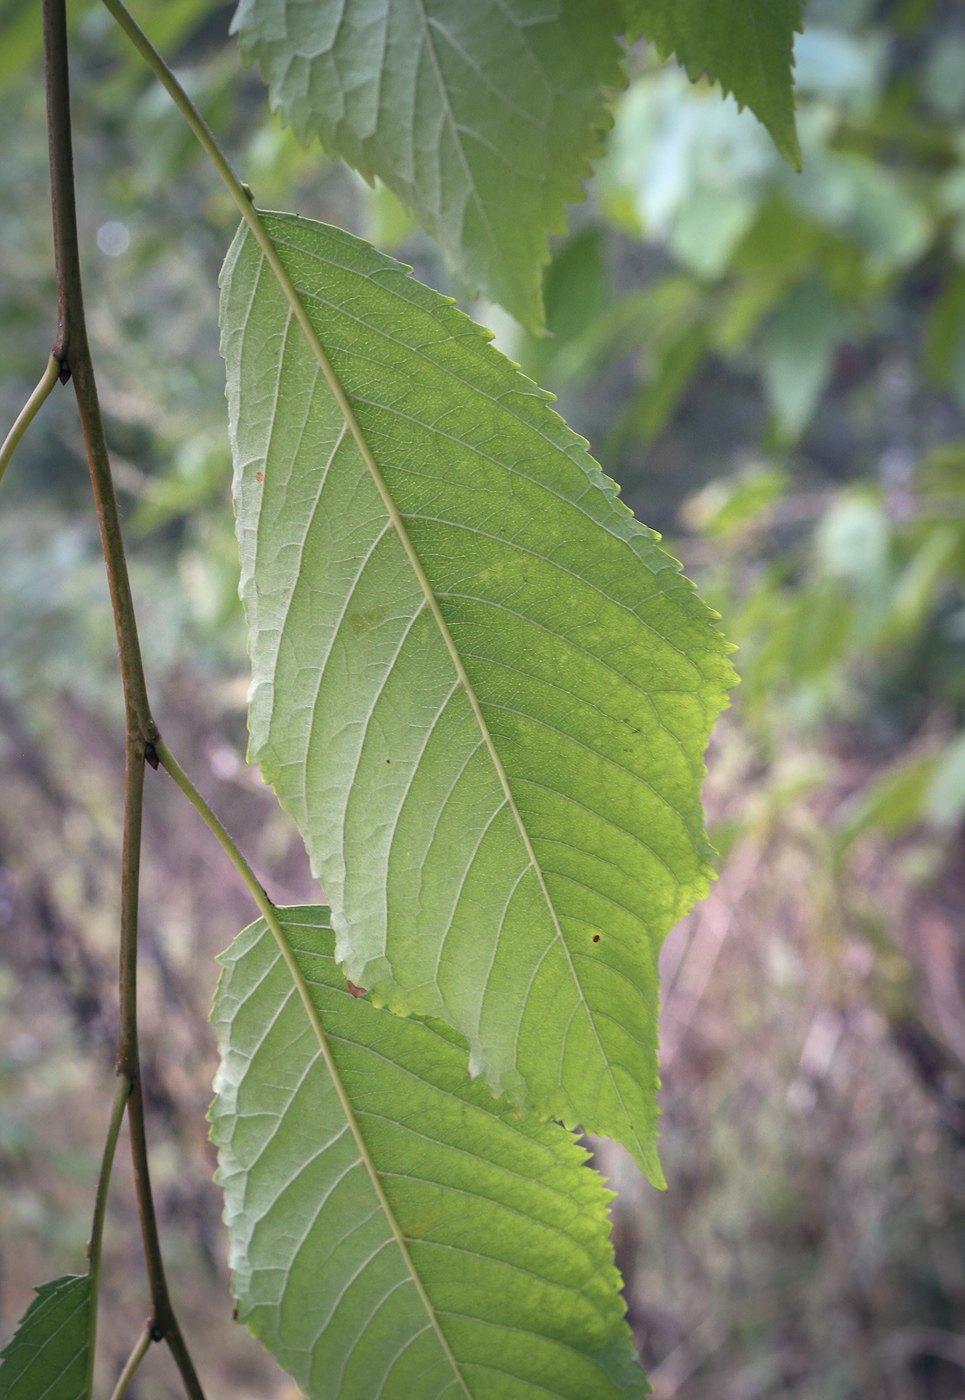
[592,934,600,943]
[346,979,367,998]
[255,471,264,483]
[349,607,387,636]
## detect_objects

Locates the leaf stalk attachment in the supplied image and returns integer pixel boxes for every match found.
[107,1323,153,1400]
[85,1073,132,1400]
[0,353,60,488]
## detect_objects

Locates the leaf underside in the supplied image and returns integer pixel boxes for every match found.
[623,0,803,168]
[220,210,734,1182]
[231,0,626,332]
[210,907,646,1400]
[0,1275,88,1400]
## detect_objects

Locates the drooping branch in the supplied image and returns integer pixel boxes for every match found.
[41,5,203,1397]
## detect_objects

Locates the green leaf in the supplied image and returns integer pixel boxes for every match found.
[220,210,734,1180]
[210,906,646,1400]
[836,756,937,850]
[925,731,965,830]
[759,276,847,443]
[230,0,626,333]
[0,1276,89,1400]
[622,0,803,169]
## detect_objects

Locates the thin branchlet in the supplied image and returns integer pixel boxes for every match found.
[41,4,203,1395]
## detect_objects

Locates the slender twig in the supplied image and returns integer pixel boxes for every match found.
[107,1324,153,1400]
[0,354,60,488]
[86,1074,132,1400]
[44,0,153,744]
[41,5,203,1397]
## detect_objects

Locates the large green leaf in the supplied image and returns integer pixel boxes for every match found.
[220,210,734,1180]
[622,0,803,168]
[210,906,646,1400]
[230,0,625,333]
[0,1276,88,1400]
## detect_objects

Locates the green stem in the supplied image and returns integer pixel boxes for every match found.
[0,354,60,489]
[99,0,250,213]
[86,1074,132,1400]
[153,740,276,924]
[107,1324,153,1400]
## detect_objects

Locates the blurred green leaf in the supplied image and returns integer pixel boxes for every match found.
[683,466,788,538]
[925,730,965,828]
[606,72,776,280]
[616,320,708,446]
[926,267,965,407]
[923,34,965,118]
[886,526,959,641]
[522,227,610,384]
[359,178,417,254]
[785,579,854,684]
[759,276,847,442]
[837,754,937,848]
[792,25,889,113]
[131,435,230,534]
[789,119,931,275]
[815,496,890,589]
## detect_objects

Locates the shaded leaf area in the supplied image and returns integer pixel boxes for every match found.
[622,0,803,167]
[209,907,645,1400]
[0,1276,88,1400]
[220,211,734,1181]
[231,0,625,331]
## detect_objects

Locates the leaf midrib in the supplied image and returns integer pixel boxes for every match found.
[249,924,626,1393]
[413,0,517,297]
[249,924,474,1399]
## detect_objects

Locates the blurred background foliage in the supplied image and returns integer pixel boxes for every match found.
[3,0,965,1397]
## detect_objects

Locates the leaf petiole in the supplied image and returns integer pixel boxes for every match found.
[107,1324,153,1400]
[86,1074,132,1400]
[0,353,60,489]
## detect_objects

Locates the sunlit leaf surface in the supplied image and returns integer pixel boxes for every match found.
[210,907,646,1400]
